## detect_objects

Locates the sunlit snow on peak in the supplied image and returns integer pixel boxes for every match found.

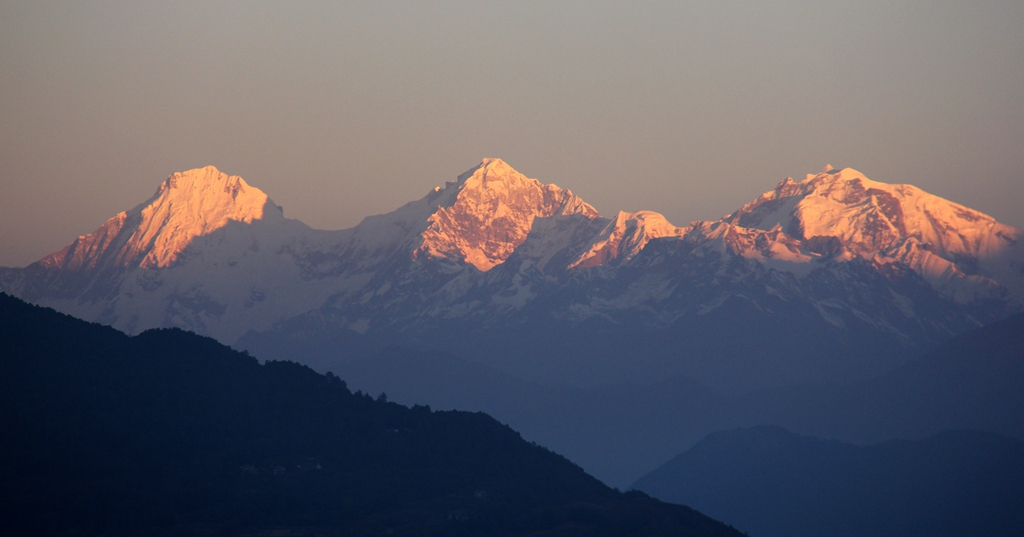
[414,159,599,271]
[39,166,279,271]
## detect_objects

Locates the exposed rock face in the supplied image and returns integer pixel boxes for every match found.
[38,212,130,271]
[39,166,277,271]
[416,158,599,270]
[569,211,687,270]
[0,166,301,340]
[2,159,1022,390]
[723,166,1024,304]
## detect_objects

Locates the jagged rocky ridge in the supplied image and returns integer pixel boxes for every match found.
[2,159,1022,390]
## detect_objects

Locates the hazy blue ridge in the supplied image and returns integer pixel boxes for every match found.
[632,426,1024,537]
[333,311,1024,489]
[0,292,743,537]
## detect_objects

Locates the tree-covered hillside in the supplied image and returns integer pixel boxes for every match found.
[0,293,740,537]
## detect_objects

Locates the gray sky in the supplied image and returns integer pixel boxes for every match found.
[2,1,1022,267]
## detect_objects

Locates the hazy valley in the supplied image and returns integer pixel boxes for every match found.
[3,159,1022,535]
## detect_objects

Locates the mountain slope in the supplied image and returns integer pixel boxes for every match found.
[0,165,329,340]
[242,163,1023,389]
[333,311,1024,489]
[0,293,742,537]
[415,158,599,270]
[3,160,1022,391]
[0,159,602,343]
[632,426,1024,537]
[41,166,278,271]
[733,309,1024,442]
[725,165,1024,303]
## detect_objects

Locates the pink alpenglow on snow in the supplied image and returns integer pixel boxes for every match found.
[39,166,279,271]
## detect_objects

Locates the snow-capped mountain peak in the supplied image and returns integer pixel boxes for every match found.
[569,210,686,270]
[39,166,281,271]
[3,159,1023,393]
[727,167,1013,255]
[414,158,600,270]
[723,166,1024,302]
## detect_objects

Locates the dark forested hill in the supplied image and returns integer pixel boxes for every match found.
[632,426,1024,537]
[0,293,741,537]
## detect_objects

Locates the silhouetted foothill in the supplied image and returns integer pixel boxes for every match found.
[0,293,741,537]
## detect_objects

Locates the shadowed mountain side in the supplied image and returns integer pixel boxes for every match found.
[7,162,1024,395]
[241,243,990,393]
[632,426,1024,537]
[0,293,743,537]
[335,312,1024,489]
[732,310,1024,443]
[335,349,726,488]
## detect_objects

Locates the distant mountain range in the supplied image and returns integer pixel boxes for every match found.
[2,159,1021,391]
[330,310,1024,488]
[4,160,1023,533]
[0,293,742,536]
[632,426,1024,537]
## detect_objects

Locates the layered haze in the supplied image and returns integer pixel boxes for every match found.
[2,1,1023,266]
[4,4,1024,532]
[6,157,1021,489]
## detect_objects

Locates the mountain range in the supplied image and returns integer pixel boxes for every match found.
[4,159,1023,533]
[329,309,1024,487]
[3,159,1021,392]
[632,425,1024,537]
[0,293,742,536]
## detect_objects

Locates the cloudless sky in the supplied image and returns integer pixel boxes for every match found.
[2,1,1022,266]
